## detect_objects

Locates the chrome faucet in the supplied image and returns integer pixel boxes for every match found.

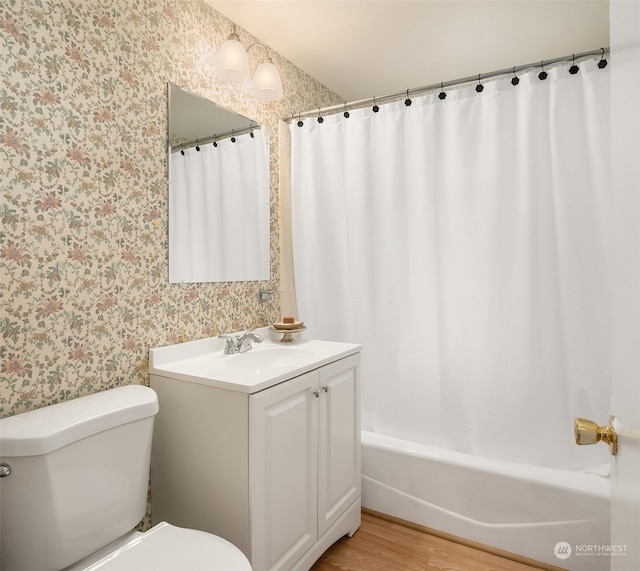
[219,328,263,354]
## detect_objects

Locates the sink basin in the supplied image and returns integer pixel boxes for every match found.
[149,330,361,393]
[226,348,314,371]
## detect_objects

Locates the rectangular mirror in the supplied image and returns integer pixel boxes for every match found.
[168,83,270,283]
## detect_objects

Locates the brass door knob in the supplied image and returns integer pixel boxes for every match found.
[574,416,618,455]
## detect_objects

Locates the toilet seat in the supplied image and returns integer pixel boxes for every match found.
[83,522,252,571]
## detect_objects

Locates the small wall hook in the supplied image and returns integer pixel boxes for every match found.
[258,289,280,302]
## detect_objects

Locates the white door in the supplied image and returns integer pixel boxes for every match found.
[610,0,640,569]
[317,355,361,537]
[250,371,318,570]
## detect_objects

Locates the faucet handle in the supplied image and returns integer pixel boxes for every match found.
[218,334,237,354]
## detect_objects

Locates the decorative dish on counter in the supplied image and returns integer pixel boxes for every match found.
[271,318,306,342]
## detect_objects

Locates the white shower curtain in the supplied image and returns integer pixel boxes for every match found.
[291,58,611,470]
[169,128,270,283]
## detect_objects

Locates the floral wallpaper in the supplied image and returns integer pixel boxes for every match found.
[0,0,342,418]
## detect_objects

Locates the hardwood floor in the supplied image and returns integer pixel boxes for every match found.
[311,512,553,571]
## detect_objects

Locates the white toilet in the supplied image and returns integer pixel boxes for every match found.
[0,385,252,571]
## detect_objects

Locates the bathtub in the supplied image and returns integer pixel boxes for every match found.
[361,431,611,571]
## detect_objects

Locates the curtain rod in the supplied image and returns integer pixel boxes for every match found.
[285,47,609,123]
[171,123,262,152]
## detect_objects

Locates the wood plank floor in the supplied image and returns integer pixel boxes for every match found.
[311,512,550,571]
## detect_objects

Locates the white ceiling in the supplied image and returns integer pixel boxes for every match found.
[205,0,609,102]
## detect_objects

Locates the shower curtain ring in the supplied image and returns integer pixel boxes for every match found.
[511,66,520,86]
[372,97,379,113]
[475,74,484,93]
[405,89,412,106]
[438,82,446,100]
[598,47,608,69]
[538,60,548,81]
[569,53,580,75]
[343,104,350,119]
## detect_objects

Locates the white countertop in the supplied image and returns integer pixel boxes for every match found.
[149,328,361,394]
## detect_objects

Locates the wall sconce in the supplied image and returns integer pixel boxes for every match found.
[216,27,283,102]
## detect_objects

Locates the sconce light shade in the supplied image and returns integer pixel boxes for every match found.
[252,58,283,101]
[216,33,250,84]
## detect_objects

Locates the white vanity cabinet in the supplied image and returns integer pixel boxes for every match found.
[149,337,361,571]
[250,356,361,570]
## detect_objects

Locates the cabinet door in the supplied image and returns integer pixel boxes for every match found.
[249,371,318,570]
[317,354,361,538]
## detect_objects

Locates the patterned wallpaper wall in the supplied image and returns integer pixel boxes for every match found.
[1,0,342,418]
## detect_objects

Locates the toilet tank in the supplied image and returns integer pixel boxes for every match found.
[0,385,159,571]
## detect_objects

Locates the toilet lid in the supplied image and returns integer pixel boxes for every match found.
[83,522,252,571]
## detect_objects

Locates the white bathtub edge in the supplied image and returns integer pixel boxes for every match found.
[361,430,611,571]
[361,430,611,497]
